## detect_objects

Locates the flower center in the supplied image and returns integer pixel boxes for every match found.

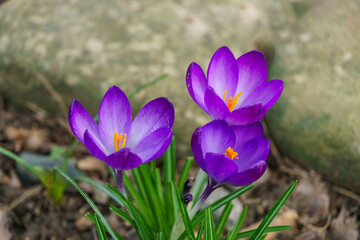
[223,89,243,111]
[224,147,239,160]
[114,132,127,151]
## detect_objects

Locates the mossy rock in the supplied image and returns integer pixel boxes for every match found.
[266,0,360,192]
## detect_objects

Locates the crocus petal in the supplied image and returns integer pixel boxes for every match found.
[225,104,266,126]
[134,127,173,163]
[225,161,267,186]
[98,86,132,151]
[204,153,238,183]
[207,46,239,98]
[201,120,235,155]
[232,121,264,149]
[128,97,174,147]
[241,80,284,110]
[105,148,142,170]
[191,127,206,171]
[234,50,267,107]
[204,87,230,120]
[68,99,102,145]
[234,138,270,172]
[84,130,108,160]
[186,62,208,113]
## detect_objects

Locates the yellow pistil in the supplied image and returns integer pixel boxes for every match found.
[114,132,127,151]
[223,89,243,111]
[224,147,239,160]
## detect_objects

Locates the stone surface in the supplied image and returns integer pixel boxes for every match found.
[265,0,360,191]
[0,0,270,154]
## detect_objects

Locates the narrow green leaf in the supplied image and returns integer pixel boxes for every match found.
[228,206,247,240]
[106,183,153,239]
[196,220,204,240]
[178,157,194,193]
[109,205,135,226]
[85,213,124,240]
[94,213,108,240]
[77,176,123,207]
[164,137,176,183]
[249,181,297,240]
[189,169,208,204]
[215,201,233,240]
[0,146,42,177]
[55,167,121,240]
[107,165,117,184]
[171,182,195,240]
[179,185,253,240]
[259,234,267,240]
[155,232,165,240]
[128,74,167,98]
[232,225,292,239]
[204,207,215,240]
[155,168,164,208]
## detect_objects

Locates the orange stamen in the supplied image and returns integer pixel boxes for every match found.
[224,147,239,160]
[114,132,126,151]
[222,90,243,111]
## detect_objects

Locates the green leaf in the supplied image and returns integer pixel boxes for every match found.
[85,213,124,240]
[196,220,204,240]
[55,167,121,240]
[189,169,208,204]
[106,183,153,239]
[204,207,215,240]
[109,205,135,227]
[178,157,194,193]
[249,181,297,240]
[171,182,195,240]
[94,213,108,240]
[215,201,233,240]
[49,145,66,160]
[155,232,165,240]
[179,185,253,240]
[228,206,247,240]
[231,226,292,239]
[77,176,123,207]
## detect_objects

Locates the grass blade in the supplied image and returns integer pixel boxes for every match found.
[215,201,233,240]
[231,226,292,239]
[196,220,204,240]
[228,206,247,240]
[55,167,121,240]
[86,213,125,239]
[204,207,215,240]
[94,213,108,240]
[171,182,195,240]
[76,176,123,206]
[109,205,135,227]
[249,181,297,240]
[178,157,194,193]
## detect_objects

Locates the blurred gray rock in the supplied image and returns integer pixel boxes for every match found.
[265,0,360,192]
[0,0,269,154]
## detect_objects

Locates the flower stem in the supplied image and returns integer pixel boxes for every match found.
[114,168,126,196]
[189,177,219,218]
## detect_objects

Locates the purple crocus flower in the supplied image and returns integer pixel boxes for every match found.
[69,86,174,192]
[189,120,269,212]
[186,46,283,126]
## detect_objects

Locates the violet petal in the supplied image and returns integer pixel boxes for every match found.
[68,99,102,145]
[204,87,230,120]
[233,138,270,172]
[225,104,266,125]
[105,148,142,170]
[232,121,264,149]
[84,130,108,160]
[186,62,208,113]
[207,46,239,98]
[200,120,235,155]
[204,152,238,183]
[225,161,267,186]
[241,80,284,110]
[128,97,174,147]
[134,127,173,163]
[98,86,132,151]
[191,127,206,171]
[234,50,267,108]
